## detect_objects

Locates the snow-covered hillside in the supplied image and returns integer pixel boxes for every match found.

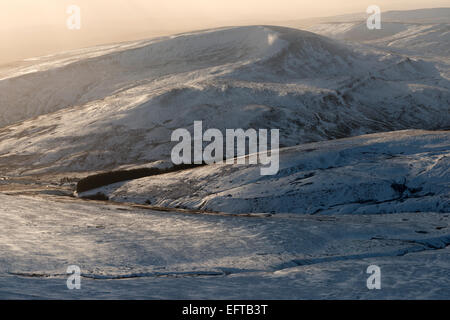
[305,9,450,58]
[381,8,450,24]
[298,8,450,25]
[0,26,448,175]
[79,130,450,215]
[308,23,450,57]
[0,26,285,127]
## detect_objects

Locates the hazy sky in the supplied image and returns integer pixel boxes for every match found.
[1,0,449,64]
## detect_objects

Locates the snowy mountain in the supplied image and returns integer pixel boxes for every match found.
[380,8,450,24]
[308,22,450,57]
[305,9,450,58]
[285,8,450,27]
[0,26,448,175]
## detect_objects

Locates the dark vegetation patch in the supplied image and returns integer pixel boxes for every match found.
[82,192,109,201]
[59,177,80,185]
[391,182,408,194]
[77,163,205,194]
[391,180,423,197]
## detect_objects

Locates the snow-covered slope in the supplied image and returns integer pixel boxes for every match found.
[305,8,450,58]
[381,8,450,24]
[79,130,450,215]
[0,26,448,175]
[288,8,450,26]
[0,26,285,127]
[1,192,449,299]
[307,23,450,57]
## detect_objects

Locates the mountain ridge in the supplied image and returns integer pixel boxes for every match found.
[0,25,448,175]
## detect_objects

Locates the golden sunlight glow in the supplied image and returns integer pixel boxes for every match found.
[0,0,448,64]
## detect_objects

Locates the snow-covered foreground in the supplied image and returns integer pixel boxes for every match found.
[0,192,449,299]
[80,130,450,215]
